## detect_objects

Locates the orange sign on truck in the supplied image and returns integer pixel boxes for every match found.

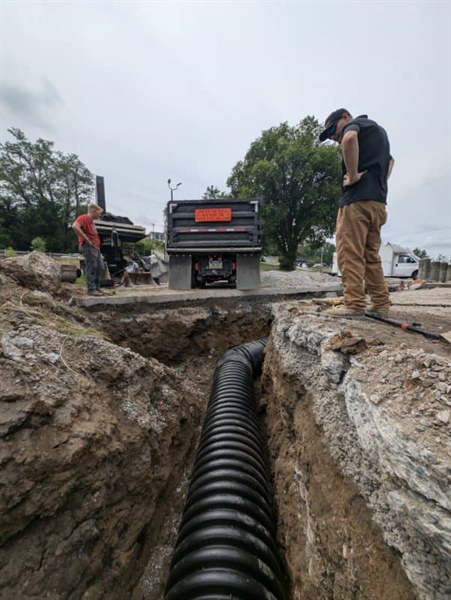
[195,208,232,222]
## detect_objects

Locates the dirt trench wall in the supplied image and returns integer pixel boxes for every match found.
[261,302,451,600]
[87,301,273,366]
[0,321,205,600]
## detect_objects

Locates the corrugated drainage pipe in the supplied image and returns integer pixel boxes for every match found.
[164,339,287,600]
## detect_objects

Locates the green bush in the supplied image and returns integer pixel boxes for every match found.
[30,236,47,253]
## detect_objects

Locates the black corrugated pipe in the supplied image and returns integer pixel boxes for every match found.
[164,339,287,600]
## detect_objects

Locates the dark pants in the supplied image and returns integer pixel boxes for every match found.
[81,245,104,292]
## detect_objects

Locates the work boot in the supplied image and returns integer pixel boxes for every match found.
[367,306,390,318]
[322,306,365,319]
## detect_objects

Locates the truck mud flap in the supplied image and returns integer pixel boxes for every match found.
[236,254,260,290]
[169,254,193,290]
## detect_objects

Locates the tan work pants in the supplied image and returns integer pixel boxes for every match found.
[336,201,390,312]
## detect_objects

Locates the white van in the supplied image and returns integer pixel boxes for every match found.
[332,243,419,279]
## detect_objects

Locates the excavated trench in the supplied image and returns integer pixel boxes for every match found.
[2,261,450,599]
[94,298,280,600]
[83,295,422,600]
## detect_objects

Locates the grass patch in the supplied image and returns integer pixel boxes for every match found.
[260,262,280,271]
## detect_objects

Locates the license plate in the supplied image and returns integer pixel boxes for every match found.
[208,259,223,269]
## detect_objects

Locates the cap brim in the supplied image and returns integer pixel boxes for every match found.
[319,129,330,142]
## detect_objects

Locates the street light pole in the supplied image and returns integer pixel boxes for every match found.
[168,178,182,201]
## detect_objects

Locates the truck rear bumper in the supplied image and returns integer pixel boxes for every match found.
[166,247,262,254]
[167,250,261,290]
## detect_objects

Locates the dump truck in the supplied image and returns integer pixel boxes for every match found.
[166,198,263,290]
[332,242,420,278]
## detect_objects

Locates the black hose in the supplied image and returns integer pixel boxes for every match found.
[365,312,443,339]
[164,339,286,600]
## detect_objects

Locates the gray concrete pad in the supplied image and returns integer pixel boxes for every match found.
[72,282,344,308]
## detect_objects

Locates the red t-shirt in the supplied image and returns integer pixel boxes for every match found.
[75,214,101,249]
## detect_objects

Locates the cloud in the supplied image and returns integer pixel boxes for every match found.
[1,80,63,133]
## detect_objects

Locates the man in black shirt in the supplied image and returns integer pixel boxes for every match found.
[319,109,395,318]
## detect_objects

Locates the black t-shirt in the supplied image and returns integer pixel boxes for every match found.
[339,115,392,207]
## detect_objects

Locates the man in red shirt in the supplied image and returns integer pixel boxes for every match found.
[72,204,105,296]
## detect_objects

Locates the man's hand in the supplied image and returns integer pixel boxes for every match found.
[343,170,367,187]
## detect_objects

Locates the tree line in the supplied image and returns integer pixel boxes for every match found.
[1,119,342,268]
[0,128,93,253]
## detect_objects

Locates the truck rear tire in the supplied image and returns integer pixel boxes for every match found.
[412,270,418,280]
[191,264,197,289]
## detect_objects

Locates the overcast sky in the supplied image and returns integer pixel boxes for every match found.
[1,0,450,259]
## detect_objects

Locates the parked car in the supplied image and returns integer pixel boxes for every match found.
[312,262,328,268]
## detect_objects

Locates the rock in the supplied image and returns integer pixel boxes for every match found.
[436,410,450,424]
[369,394,382,405]
[409,280,426,290]
[327,331,367,355]
[0,251,62,293]
[320,347,346,384]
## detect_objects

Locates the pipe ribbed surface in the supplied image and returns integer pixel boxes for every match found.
[164,339,286,600]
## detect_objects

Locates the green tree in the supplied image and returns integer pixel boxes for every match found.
[0,196,19,248]
[134,237,154,256]
[298,240,336,266]
[413,247,428,258]
[202,185,231,199]
[0,128,94,252]
[319,241,336,266]
[227,117,342,270]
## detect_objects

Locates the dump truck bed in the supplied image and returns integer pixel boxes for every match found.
[166,198,263,251]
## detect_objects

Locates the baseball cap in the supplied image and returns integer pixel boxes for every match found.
[319,108,349,141]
